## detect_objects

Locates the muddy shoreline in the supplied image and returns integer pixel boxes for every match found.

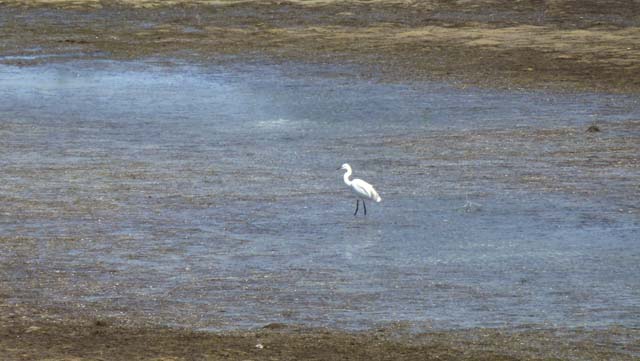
[1,0,640,92]
[2,303,639,360]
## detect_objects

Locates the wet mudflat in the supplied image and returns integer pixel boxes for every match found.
[1,60,639,360]
[1,0,640,360]
[1,306,639,361]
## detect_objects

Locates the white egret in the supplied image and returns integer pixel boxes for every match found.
[337,163,382,216]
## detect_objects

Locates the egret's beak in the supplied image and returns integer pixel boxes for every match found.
[336,167,342,170]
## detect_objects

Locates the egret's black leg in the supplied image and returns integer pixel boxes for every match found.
[354,199,359,216]
[363,200,367,215]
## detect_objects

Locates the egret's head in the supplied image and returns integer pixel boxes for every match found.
[337,163,351,171]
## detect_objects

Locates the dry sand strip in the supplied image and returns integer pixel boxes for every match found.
[1,0,639,92]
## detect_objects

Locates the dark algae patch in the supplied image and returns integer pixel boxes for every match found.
[1,306,639,360]
[1,0,640,92]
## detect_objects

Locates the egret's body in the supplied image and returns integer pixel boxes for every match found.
[338,163,381,215]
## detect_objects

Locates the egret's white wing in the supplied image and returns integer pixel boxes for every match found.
[351,178,382,202]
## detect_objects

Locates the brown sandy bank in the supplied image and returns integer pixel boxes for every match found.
[1,0,640,92]
[1,304,639,361]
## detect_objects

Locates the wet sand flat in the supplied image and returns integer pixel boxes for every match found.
[1,0,640,92]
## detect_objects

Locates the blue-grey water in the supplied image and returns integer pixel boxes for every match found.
[0,60,639,331]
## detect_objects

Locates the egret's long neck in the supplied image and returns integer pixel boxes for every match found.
[343,168,352,186]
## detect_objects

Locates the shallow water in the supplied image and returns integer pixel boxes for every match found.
[0,60,639,331]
